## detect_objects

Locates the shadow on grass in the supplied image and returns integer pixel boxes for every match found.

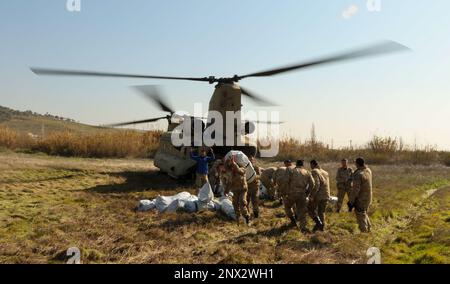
[158,212,224,231]
[85,170,194,194]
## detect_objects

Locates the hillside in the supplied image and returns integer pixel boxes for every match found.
[0,105,110,136]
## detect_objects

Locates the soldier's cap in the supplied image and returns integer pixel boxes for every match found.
[310,159,319,167]
[296,160,304,167]
[341,158,348,162]
[284,159,292,164]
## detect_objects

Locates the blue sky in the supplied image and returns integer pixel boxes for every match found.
[1,0,450,149]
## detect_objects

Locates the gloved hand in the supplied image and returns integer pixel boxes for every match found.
[347,201,354,212]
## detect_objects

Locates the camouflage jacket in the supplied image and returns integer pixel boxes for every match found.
[349,166,373,208]
[288,167,315,196]
[260,167,277,185]
[222,162,247,193]
[310,167,331,200]
[273,167,291,196]
[251,165,262,184]
[336,167,353,185]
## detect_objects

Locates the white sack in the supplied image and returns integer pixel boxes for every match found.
[217,197,237,220]
[258,184,270,199]
[328,196,338,207]
[198,182,214,203]
[155,191,192,213]
[137,199,156,212]
[224,150,256,184]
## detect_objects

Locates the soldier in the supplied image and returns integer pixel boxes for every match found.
[223,156,250,225]
[284,159,293,168]
[246,156,261,218]
[273,164,293,204]
[190,147,215,188]
[260,167,277,200]
[335,158,353,213]
[285,160,315,233]
[209,159,224,196]
[308,160,330,232]
[348,157,373,233]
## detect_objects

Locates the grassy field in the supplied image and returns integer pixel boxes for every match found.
[1,150,449,264]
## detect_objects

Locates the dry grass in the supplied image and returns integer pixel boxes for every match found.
[0,152,449,264]
[1,127,450,166]
[0,127,162,158]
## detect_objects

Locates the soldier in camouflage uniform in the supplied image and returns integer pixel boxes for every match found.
[335,159,353,213]
[285,160,315,233]
[348,157,373,233]
[222,157,250,225]
[246,156,261,218]
[209,159,224,196]
[260,167,277,200]
[308,160,330,232]
[273,164,293,204]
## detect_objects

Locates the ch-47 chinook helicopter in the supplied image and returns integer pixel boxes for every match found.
[31,40,409,178]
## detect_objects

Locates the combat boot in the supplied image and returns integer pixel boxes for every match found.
[253,211,259,219]
[300,227,311,234]
[312,217,323,232]
[289,216,297,228]
[244,216,251,226]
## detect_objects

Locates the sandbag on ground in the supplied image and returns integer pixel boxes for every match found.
[137,184,237,219]
[154,191,194,213]
[217,197,237,220]
[137,199,156,212]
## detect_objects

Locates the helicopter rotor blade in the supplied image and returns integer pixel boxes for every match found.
[30,67,211,82]
[240,86,278,106]
[132,85,175,114]
[237,41,410,79]
[104,116,168,127]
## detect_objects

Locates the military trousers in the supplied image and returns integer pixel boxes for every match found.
[246,181,260,215]
[232,188,250,220]
[284,193,308,229]
[336,183,351,211]
[308,198,328,225]
[355,201,372,232]
[195,173,208,188]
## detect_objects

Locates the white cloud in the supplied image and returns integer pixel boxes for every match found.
[342,5,359,19]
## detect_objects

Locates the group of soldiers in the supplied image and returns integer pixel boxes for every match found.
[192,148,373,233]
[260,158,373,233]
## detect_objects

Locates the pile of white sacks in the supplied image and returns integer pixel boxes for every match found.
[137,182,239,220]
[137,150,260,220]
[137,150,338,219]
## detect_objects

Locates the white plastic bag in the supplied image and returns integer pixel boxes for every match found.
[198,182,214,203]
[328,196,338,207]
[224,150,256,184]
[258,184,270,199]
[137,199,156,212]
[155,191,192,213]
[217,197,237,220]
